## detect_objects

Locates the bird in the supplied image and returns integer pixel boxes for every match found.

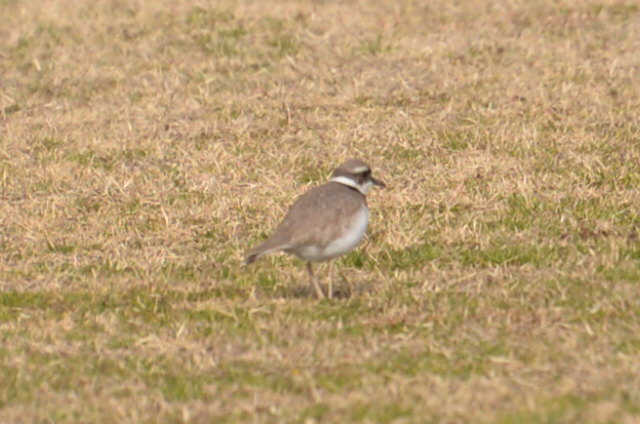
[244,159,385,299]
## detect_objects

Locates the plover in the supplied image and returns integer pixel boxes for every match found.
[245,159,385,298]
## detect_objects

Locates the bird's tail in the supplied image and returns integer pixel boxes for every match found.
[244,249,262,265]
[244,241,287,265]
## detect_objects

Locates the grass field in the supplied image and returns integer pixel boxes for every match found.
[2,0,640,422]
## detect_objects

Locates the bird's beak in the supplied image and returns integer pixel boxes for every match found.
[371,176,386,188]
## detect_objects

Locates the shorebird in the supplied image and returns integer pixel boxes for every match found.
[244,159,385,298]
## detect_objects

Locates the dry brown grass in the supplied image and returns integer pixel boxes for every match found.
[1,0,640,422]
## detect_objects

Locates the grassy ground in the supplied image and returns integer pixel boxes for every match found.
[1,0,640,422]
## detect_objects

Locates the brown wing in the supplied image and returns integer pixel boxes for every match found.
[244,183,366,264]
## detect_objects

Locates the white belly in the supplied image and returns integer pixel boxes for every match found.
[293,207,369,262]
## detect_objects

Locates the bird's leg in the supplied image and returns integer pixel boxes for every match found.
[328,262,334,299]
[339,268,353,298]
[306,262,325,299]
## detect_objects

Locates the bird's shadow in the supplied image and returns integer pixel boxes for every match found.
[271,279,375,300]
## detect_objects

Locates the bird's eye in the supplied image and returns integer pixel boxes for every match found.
[363,170,371,177]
